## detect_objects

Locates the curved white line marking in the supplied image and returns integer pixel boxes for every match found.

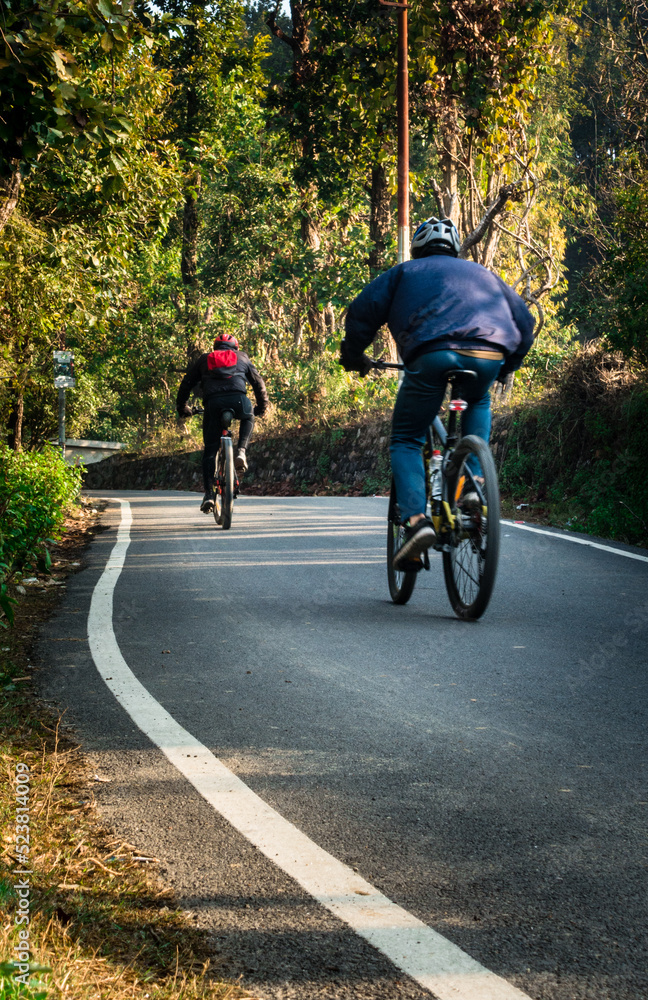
[503,521,648,564]
[88,499,531,1000]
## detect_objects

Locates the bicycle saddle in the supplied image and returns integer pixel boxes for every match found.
[220,409,235,429]
[442,367,477,382]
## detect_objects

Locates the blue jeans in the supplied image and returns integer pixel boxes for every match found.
[390,349,504,522]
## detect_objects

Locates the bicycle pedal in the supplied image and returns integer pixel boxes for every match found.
[396,557,424,573]
[422,550,431,571]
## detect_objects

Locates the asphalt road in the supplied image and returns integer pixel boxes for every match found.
[39,492,648,1000]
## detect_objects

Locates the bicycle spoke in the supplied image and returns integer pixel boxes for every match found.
[454,548,481,587]
[442,435,500,620]
[386,481,417,605]
[452,545,480,604]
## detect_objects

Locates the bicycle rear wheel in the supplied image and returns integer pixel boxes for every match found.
[214,437,235,530]
[442,434,500,620]
[386,479,418,605]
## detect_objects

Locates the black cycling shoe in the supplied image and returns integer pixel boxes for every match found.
[393,518,436,571]
[200,491,214,513]
[235,448,248,474]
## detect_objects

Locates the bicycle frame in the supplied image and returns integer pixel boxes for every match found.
[370,357,501,619]
[219,428,240,492]
[369,359,484,514]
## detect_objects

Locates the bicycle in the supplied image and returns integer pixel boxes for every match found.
[373,360,501,620]
[212,407,239,529]
[189,406,239,530]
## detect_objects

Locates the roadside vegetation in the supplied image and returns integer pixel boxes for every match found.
[2,0,648,546]
[0,515,251,1000]
[2,1,648,480]
[0,0,641,440]
[2,2,648,992]
[0,449,82,629]
[497,345,648,545]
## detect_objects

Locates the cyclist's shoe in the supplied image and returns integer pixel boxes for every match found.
[393,518,436,571]
[235,448,248,474]
[200,491,214,513]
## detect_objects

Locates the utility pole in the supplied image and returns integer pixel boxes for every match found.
[380,0,410,263]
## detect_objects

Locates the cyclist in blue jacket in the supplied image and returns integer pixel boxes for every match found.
[339,217,535,570]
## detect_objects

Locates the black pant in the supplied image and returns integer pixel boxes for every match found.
[202,392,254,492]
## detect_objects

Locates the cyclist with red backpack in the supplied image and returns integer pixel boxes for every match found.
[176,333,270,513]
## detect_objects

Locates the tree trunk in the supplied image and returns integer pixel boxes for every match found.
[439,107,460,224]
[179,10,204,364]
[307,291,326,356]
[367,164,398,362]
[12,391,24,452]
[0,164,21,232]
[182,170,202,361]
[268,3,324,350]
[480,224,502,270]
[368,163,392,277]
[300,205,320,251]
[293,309,304,348]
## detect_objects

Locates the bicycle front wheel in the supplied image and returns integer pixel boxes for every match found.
[442,434,500,620]
[386,479,418,605]
[214,437,235,530]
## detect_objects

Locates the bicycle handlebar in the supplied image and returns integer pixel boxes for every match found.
[369,359,405,371]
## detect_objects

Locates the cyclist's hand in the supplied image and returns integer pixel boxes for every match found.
[339,340,372,377]
[253,404,267,417]
[178,404,193,420]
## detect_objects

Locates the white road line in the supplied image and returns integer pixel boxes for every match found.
[503,521,648,564]
[87,499,531,1000]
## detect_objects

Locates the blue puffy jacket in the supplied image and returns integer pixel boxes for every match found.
[345,254,535,375]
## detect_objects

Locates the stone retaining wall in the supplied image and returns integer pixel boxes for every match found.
[83,411,513,495]
[83,417,393,494]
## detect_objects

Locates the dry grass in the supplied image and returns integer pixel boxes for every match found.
[132,422,203,459]
[494,342,648,545]
[0,516,256,1000]
[544,341,644,403]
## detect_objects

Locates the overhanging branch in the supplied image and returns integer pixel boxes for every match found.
[267,3,297,49]
[458,183,520,258]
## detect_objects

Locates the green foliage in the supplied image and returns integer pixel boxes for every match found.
[0,447,82,626]
[582,176,648,363]
[0,0,151,177]
[507,318,580,402]
[565,0,648,363]
[0,31,183,448]
[264,349,397,424]
[498,346,648,546]
[2,0,646,526]
[0,961,50,999]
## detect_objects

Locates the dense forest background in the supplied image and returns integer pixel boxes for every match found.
[2,0,648,534]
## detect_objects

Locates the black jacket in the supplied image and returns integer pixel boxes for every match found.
[176,347,269,413]
[345,254,535,376]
